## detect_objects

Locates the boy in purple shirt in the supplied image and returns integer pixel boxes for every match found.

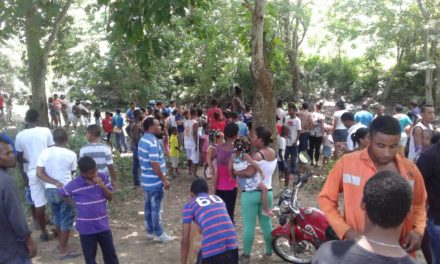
[181,178,238,264]
[60,156,119,264]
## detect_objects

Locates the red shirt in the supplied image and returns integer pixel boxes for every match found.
[210,120,226,133]
[0,96,4,108]
[102,117,113,133]
[207,107,223,124]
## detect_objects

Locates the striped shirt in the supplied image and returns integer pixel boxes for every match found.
[182,193,237,259]
[138,133,166,191]
[80,143,113,174]
[59,173,112,235]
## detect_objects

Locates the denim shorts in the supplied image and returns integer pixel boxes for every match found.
[333,129,348,143]
[323,145,332,158]
[45,188,75,231]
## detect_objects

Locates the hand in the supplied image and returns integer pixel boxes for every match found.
[112,181,119,191]
[403,231,422,252]
[55,181,63,189]
[93,176,104,186]
[163,179,171,190]
[343,228,361,240]
[26,236,38,258]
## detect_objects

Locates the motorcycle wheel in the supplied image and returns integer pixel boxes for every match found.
[271,235,317,263]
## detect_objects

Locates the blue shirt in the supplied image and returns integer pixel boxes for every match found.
[112,113,124,128]
[394,114,412,133]
[354,110,373,127]
[175,114,185,132]
[182,193,237,259]
[126,108,137,122]
[138,133,166,191]
[237,121,249,137]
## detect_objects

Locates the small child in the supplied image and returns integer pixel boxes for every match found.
[169,127,180,176]
[277,125,289,187]
[350,127,370,151]
[102,112,113,149]
[205,130,224,178]
[414,129,435,161]
[200,123,210,167]
[181,178,238,264]
[230,139,275,218]
[59,156,119,264]
[323,128,334,167]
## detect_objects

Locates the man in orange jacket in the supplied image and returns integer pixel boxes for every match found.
[318,115,427,255]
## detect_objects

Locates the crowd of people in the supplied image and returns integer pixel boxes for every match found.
[0,90,439,264]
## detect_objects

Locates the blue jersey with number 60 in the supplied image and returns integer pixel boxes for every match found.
[182,193,238,259]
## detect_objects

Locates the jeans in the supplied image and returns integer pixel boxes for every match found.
[114,132,127,152]
[298,132,310,153]
[79,230,119,264]
[45,188,75,231]
[144,187,164,237]
[131,145,140,186]
[4,254,32,264]
[308,136,323,163]
[428,218,440,264]
[285,145,298,174]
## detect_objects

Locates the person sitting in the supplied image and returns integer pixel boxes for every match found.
[313,170,417,264]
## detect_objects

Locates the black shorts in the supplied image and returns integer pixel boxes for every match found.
[196,249,238,264]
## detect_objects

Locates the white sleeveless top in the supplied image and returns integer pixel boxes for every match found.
[408,122,433,161]
[184,119,198,149]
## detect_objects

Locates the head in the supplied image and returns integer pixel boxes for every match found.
[25,109,39,124]
[287,103,297,116]
[361,102,368,110]
[301,102,309,111]
[170,126,178,135]
[362,170,412,229]
[78,156,97,180]
[197,108,203,118]
[75,99,80,105]
[211,99,218,107]
[421,105,435,123]
[276,99,283,108]
[189,108,197,118]
[341,112,355,128]
[0,138,16,169]
[156,101,163,109]
[130,101,136,110]
[105,111,111,118]
[280,125,290,138]
[116,109,121,114]
[53,128,68,145]
[48,97,53,103]
[190,178,209,197]
[368,116,401,165]
[231,112,239,122]
[224,123,239,141]
[54,94,58,99]
[143,117,161,136]
[410,99,418,108]
[234,138,247,155]
[60,94,65,100]
[336,100,345,110]
[351,127,370,149]
[315,101,324,111]
[234,85,242,96]
[86,124,101,142]
[251,126,273,148]
[376,105,385,115]
[422,129,434,148]
[134,109,143,121]
[394,104,404,114]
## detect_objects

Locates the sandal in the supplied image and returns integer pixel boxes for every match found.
[262,209,276,218]
[58,250,81,260]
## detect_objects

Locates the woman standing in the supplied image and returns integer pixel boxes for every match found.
[332,100,348,159]
[233,126,277,263]
[308,101,325,166]
[210,123,238,222]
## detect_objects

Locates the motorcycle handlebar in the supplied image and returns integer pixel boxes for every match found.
[294,171,314,185]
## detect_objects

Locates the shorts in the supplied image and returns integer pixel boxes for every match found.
[185,148,199,163]
[323,145,332,158]
[196,249,238,264]
[399,132,408,147]
[170,156,179,168]
[28,173,47,208]
[333,129,348,143]
[45,188,75,231]
[24,186,34,205]
[277,160,287,172]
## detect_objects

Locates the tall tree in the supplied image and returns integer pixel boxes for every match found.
[0,0,74,126]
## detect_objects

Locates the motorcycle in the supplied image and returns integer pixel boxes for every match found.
[271,172,338,263]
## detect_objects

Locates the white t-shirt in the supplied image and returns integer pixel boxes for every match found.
[333,110,348,130]
[347,123,366,151]
[323,133,334,148]
[184,119,198,149]
[408,122,434,161]
[37,146,77,188]
[277,136,286,161]
[284,115,301,146]
[15,127,54,178]
[276,107,286,125]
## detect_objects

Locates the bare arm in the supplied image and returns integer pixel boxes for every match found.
[242,153,263,176]
[151,162,170,189]
[107,164,119,189]
[180,223,191,264]
[413,127,423,150]
[94,177,113,201]
[193,122,199,148]
[36,166,63,188]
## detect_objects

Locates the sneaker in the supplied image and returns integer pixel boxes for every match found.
[153,232,174,243]
[146,233,154,240]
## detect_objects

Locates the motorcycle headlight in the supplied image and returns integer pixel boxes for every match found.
[280,200,290,213]
[281,189,293,201]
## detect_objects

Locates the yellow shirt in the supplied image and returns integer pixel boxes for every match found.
[169,135,179,157]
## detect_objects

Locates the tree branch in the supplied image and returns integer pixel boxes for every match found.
[43,0,74,60]
[297,18,308,48]
[416,0,429,21]
[242,0,254,12]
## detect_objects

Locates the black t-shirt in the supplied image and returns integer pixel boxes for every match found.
[312,240,417,264]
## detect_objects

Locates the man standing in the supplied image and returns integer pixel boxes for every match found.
[184,108,199,177]
[139,117,173,242]
[130,109,144,188]
[408,105,435,161]
[393,105,413,156]
[417,139,440,263]
[231,112,249,138]
[297,102,314,155]
[0,138,38,263]
[341,112,366,152]
[284,103,301,186]
[15,109,54,241]
[60,95,70,128]
[318,116,427,256]
[354,102,374,127]
[207,99,223,124]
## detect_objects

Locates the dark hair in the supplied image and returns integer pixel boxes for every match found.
[234,85,242,96]
[86,124,101,137]
[255,126,273,146]
[190,108,197,116]
[302,102,309,110]
[197,108,203,117]
[231,112,239,120]
[395,104,404,113]
[172,109,178,116]
[116,109,121,114]
[170,127,177,134]
[162,111,170,119]
[53,128,68,144]
[143,117,156,131]
[363,170,412,228]
[211,99,218,106]
[341,112,354,122]
[190,178,209,195]
[281,125,290,137]
[105,111,111,116]
[421,104,434,113]
[277,99,283,108]
[336,100,345,110]
[361,102,368,110]
[370,115,400,136]
[213,112,221,121]
[134,109,143,119]
[141,107,147,113]
[25,109,39,123]
[245,104,251,112]
[78,156,97,173]
[351,127,369,147]
[288,103,297,111]
[224,123,239,139]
